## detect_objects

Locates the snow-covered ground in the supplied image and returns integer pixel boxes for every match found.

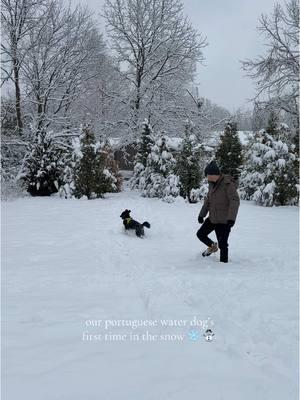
[2,188,299,399]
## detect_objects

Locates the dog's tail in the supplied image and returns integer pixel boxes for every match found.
[142,221,150,229]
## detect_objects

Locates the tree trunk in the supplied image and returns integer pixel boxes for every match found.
[12,58,23,136]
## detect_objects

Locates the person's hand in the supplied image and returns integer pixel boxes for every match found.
[198,215,204,224]
[227,220,235,227]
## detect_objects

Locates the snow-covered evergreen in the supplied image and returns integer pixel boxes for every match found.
[176,121,204,203]
[142,134,180,201]
[215,121,243,180]
[240,115,298,206]
[58,139,78,199]
[189,183,209,203]
[130,120,154,191]
[72,126,119,199]
[17,131,67,196]
[101,139,123,193]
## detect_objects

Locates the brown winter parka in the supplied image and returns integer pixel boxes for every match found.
[199,175,240,224]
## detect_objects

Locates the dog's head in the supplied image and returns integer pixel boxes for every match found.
[120,209,131,220]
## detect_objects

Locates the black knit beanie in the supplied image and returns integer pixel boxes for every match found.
[204,161,220,176]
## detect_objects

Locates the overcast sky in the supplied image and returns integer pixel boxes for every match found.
[82,0,282,112]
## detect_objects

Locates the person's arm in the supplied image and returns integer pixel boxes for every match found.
[226,181,240,222]
[199,195,209,219]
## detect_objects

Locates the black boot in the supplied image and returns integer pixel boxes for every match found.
[220,248,228,263]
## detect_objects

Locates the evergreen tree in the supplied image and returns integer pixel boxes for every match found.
[101,139,123,192]
[215,121,243,180]
[131,119,154,191]
[138,120,154,167]
[239,129,269,202]
[240,116,298,206]
[58,137,78,199]
[18,130,66,196]
[265,110,278,137]
[59,132,122,199]
[176,121,203,203]
[59,163,75,199]
[143,134,179,201]
[73,126,114,199]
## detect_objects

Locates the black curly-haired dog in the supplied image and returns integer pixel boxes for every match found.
[120,209,150,237]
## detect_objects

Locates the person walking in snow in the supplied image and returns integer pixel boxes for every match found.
[197,161,240,263]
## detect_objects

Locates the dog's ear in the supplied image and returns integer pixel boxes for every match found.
[128,210,131,213]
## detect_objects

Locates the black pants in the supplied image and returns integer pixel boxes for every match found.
[197,218,231,262]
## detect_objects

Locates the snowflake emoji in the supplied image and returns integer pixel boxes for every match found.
[188,330,200,341]
[203,329,215,342]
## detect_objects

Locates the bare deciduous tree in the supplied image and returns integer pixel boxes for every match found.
[20,0,106,135]
[103,0,207,136]
[1,0,46,134]
[242,0,299,126]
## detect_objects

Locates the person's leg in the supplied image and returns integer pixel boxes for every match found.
[196,218,216,247]
[215,224,231,262]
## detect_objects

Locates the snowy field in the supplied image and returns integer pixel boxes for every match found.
[2,188,299,400]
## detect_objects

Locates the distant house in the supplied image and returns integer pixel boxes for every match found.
[110,139,137,171]
[1,135,28,173]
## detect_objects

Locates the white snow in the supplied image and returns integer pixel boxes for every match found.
[2,188,299,399]
[276,158,286,168]
[167,137,183,150]
[207,131,252,147]
[264,149,276,159]
[100,131,252,152]
[263,181,276,194]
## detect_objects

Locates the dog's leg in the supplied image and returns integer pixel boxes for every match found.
[135,226,144,237]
